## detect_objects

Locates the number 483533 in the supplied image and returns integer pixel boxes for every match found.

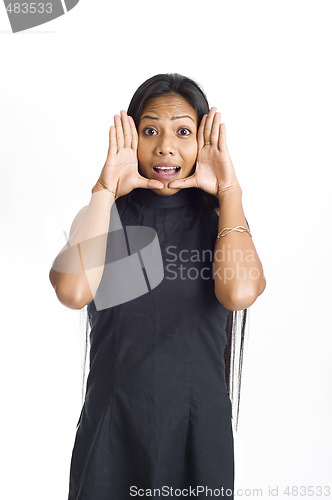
[6,3,53,14]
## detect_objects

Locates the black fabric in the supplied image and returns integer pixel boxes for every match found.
[67,187,234,499]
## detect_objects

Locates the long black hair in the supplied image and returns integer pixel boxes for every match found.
[81,73,249,431]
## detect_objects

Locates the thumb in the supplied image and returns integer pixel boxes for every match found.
[136,174,164,190]
[168,174,197,190]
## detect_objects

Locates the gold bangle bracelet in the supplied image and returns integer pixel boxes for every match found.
[216,225,252,242]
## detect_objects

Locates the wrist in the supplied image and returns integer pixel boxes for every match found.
[92,180,117,198]
[217,184,242,200]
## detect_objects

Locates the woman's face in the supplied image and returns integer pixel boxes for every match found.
[137,93,199,196]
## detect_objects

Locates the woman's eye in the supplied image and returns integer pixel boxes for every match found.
[178,128,191,136]
[143,127,192,136]
[144,128,157,136]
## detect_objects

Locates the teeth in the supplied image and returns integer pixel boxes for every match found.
[155,166,179,171]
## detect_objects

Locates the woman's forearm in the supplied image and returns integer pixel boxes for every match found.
[213,186,266,310]
[49,184,116,309]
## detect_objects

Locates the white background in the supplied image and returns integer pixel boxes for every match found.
[0,0,331,498]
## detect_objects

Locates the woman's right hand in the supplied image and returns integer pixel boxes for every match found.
[93,110,164,199]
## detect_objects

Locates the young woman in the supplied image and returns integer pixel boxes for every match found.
[50,73,266,499]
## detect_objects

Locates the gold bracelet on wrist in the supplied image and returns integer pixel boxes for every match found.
[216,225,252,242]
[92,185,116,198]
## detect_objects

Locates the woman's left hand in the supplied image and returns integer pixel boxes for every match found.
[168,107,241,196]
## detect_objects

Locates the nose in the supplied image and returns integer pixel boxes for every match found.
[156,133,176,156]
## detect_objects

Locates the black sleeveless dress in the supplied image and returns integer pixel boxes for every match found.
[67,187,234,500]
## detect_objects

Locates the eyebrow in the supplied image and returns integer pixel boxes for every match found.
[140,114,195,123]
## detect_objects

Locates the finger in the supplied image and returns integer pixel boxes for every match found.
[108,125,117,157]
[197,114,207,150]
[136,174,164,190]
[168,173,198,190]
[128,116,138,151]
[218,123,227,151]
[204,107,217,144]
[114,114,124,150]
[120,110,132,149]
[210,112,221,146]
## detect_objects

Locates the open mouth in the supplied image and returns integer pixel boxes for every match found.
[153,166,181,180]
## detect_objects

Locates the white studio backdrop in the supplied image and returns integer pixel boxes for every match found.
[0,0,331,498]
